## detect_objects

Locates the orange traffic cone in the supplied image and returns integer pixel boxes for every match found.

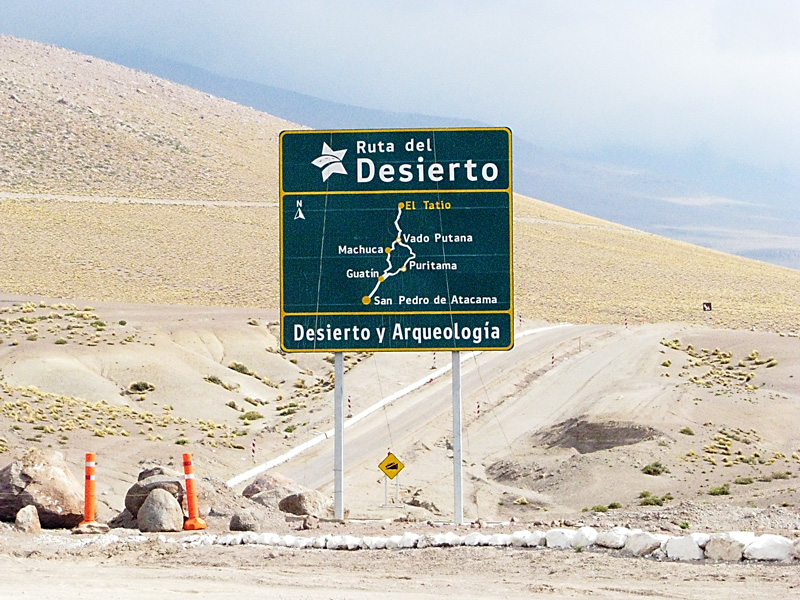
[182,452,206,530]
[78,452,97,526]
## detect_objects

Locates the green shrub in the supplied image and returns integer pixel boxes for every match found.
[607,502,622,510]
[679,427,695,436]
[229,361,252,375]
[642,462,667,476]
[129,381,155,393]
[734,476,753,485]
[240,411,264,421]
[708,484,730,496]
[591,505,609,513]
[639,496,664,506]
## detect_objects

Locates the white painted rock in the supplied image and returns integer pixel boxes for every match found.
[596,527,634,549]
[487,533,513,546]
[665,535,704,561]
[240,531,258,545]
[385,535,403,550]
[624,532,665,557]
[744,535,794,562]
[256,532,279,545]
[342,535,361,550]
[323,535,340,550]
[398,532,420,548]
[464,532,489,546]
[545,528,576,550]
[433,532,462,547]
[511,530,545,547]
[573,526,598,548]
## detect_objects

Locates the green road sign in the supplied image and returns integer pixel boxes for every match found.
[280,128,513,352]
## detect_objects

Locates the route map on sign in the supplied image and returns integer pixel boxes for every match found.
[280,128,513,352]
[363,204,417,305]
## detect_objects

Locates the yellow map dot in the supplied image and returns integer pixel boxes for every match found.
[385,247,392,253]
[362,296,372,305]
[397,202,404,209]
[378,276,385,282]
[401,267,407,272]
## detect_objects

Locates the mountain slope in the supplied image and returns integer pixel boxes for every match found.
[0,35,295,201]
[1,35,799,330]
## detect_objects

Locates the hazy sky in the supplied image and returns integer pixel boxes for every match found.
[3,1,799,181]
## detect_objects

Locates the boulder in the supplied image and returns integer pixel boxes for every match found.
[250,488,288,510]
[743,534,794,562]
[573,526,598,548]
[624,532,665,557]
[0,448,84,528]
[596,527,635,549]
[108,508,138,529]
[665,535,705,561]
[230,506,269,532]
[511,530,545,547]
[545,528,576,549]
[706,533,755,562]
[125,470,184,518]
[278,489,332,516]
[242,472,301,499]
[197,476,258,517]
[15,505,41,533]
[137,488,184,532]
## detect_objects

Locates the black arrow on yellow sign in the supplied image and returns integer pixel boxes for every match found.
[378,452,405,480]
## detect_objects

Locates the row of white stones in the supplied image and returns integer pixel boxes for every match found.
[176,527,800,562]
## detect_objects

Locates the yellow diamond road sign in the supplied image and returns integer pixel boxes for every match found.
[379,453,404,480]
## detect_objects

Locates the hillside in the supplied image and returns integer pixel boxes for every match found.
[0,35,294,201]
[2,33,799,331]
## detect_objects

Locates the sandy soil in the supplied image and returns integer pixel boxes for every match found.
[0,523,799,599]
[2,297,800,598]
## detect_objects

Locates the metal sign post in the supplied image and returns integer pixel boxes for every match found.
[334,352,344,520]
[452,351,463,525]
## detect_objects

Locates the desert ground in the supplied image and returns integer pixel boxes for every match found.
[1,296,800,598]
[2,35,800,598]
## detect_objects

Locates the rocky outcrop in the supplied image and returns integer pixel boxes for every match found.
[0,448,83,528]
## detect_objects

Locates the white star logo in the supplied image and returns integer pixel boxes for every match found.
[312,142,348,181]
